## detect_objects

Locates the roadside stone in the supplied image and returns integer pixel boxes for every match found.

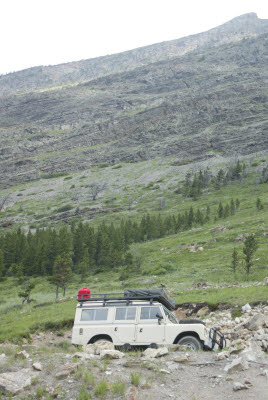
[55,364,77,379]
[16,350,30,359]
[242,304,251,313]
[215,351,229,361]
[32,362,42,371]
[224,357,248,374]
[143,347,169,358]
[245,314,265,331]
[197,306,210,316]
[22,338,28,344]
[100,350,125,359]
[233,382,249,391]
[173,354,189,363]
[0,368,35,395]
[160,369,171,374]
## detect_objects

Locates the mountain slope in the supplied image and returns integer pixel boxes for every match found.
[0,13,268,189]
[0,12,267,96]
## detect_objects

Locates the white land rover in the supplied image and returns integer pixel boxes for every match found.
[72,288,226,351]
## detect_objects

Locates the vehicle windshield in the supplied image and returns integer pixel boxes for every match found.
[163,307,178,324]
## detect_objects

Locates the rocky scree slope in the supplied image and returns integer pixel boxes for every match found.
[0,13,268,189]
[0,12,267,95]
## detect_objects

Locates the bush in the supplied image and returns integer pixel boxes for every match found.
[112,379,126,396]
[64,176,73,180]
[94,381,108,399]
[76,385,91,400]
[41,172,68,179]
[56,205,73,213]
[130,373,140,386]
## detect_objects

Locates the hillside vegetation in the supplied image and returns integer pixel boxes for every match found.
[0,156,267,342]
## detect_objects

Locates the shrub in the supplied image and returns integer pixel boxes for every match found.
[112,379,126,396]
[76,385,91,400]
[112,165,122,169]
[41,172,68,179]
[130,373,140,386]
[56,205,73,213]
[94,381,108,399]
[64,176,73,180]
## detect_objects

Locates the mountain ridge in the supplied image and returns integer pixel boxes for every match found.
[0,12,267,96]
[0,13,267,189]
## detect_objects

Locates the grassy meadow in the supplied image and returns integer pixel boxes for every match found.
[0,154,267,342]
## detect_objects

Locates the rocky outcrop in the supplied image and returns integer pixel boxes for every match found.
[0,14,268,188]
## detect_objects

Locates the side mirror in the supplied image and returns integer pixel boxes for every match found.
[156,313,163,325]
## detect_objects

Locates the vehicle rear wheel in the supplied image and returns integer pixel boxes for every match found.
[177,336,202,351]
[123,343,131,351]
[149,343,158,349]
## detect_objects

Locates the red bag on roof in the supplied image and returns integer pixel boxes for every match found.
[78,288,91,299]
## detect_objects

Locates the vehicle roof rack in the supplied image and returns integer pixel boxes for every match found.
[77,288,175,311]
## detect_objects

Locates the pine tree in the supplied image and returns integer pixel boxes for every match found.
[205,206,210,222]
[231,248,239,276]
[218,202,224,218]
[243,234,258,280]
[256,198,263,211]
[0,250,4,281]
[49,255,72,298]
[230,199,235,215]
[18,280,35,304]
[223,204,230,218]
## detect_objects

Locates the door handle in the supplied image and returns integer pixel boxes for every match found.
[139,328,143,332]
[114,327,118,331]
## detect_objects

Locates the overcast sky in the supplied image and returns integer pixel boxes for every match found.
[1,0,267,75]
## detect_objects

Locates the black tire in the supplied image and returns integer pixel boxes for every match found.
[123,343,131,351]
[149,343,158,349]
[179,319,206,326]
[177,336,202,351]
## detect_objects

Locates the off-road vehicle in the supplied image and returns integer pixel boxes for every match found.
[72,288,226,351]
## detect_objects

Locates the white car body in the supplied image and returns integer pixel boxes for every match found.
[72,299,219,350]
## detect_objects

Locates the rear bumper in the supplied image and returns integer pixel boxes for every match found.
[205,328,226,351]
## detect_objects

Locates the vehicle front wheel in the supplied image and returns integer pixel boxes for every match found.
[177,336,202,351]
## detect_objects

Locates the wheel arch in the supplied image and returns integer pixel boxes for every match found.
[88,334,113,344]
[173,331,201,345]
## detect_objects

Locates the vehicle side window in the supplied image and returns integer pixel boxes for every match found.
[163,307,178,324]
[81,309,108,321]
[115,307,136,320]
[140,306,162,320]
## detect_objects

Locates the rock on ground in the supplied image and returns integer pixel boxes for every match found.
[245,314,265,331]
[143,347,169,358]
[99,350,125,359]
[0,368,35,395]
[224,357,249,374]
[83,340,114,355]
[55,364,78,379]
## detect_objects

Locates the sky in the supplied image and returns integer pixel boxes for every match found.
[1,0,267,75]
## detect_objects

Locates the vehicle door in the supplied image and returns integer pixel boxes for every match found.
[136,306,165,345]
[112,306,137,344]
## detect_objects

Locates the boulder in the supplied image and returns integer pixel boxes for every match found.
[245,314,265,331]
[143,347,169,358]
[55,363,78,379]
[242,303,251,313]
[0,368,35,395]
[215,351,229,361]
[16,350,30,359]
[197,306,210,316]
[99,350,125,359]
[83,340,114,355]
[233,382,249,391]
[32,362,42,371]
[224,357,248,374]
[173,354,189,363]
